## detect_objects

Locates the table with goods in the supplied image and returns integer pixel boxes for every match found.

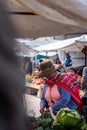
[25,74,44,98]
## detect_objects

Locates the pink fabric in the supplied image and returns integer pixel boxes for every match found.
[46,80,83,112]
[45,84,61,107]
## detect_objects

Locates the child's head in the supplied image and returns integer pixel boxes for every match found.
[66,67,76,74]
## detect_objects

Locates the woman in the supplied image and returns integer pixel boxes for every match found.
[38,59,82,114]
[64,51,72,67]
[55,58,61,65]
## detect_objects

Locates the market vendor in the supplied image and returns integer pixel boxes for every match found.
[38,59,82,114]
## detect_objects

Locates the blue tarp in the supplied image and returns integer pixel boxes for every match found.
[36,54,48,59]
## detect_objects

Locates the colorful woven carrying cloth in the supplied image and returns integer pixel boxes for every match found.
[46,74,83,112]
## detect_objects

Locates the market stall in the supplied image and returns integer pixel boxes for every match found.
[25,74,44,98]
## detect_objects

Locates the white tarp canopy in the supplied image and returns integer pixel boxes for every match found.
[15,37,57,57]
[34,35,87,52]
[15,42,38,57]
[4,0,87,38]
[15,37,57,48]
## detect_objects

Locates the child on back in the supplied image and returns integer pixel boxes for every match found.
[66,67,82,89]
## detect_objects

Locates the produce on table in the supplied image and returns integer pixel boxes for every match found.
[25,74,33,83]
[34,112,54,130]
[53,108,87,130]
[29,108,87,130]
[26,73,44,84]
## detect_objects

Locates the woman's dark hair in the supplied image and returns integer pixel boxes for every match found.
[55,58,61,64]
[0,1,32,130]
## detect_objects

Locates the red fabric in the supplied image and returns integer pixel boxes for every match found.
[46,76,83,112]
[60,74,78,86]
[59,74,80,96]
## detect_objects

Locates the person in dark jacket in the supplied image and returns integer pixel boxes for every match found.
[81,66,87,122]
